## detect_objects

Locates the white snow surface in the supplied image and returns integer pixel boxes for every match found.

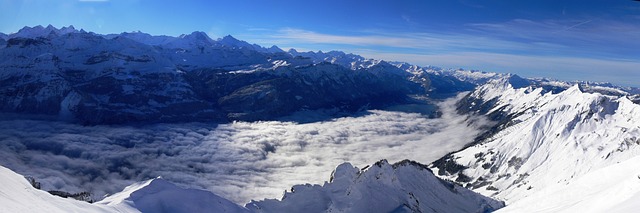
[97,177,251,213]
[0,164,249,213]
[497,155,640,213]
[0,165,111,213]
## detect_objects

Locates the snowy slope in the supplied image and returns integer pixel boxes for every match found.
[0,164,249,213]
[247,160,504,213]
[0,165,111,213]
[432,76,640,207]
[497,155,640,212]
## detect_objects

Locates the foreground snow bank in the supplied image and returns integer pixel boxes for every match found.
[498,155,640,212]
[0,165,111,213]
[0,165,248,213]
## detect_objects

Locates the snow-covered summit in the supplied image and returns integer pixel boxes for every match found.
[247,159,504,213]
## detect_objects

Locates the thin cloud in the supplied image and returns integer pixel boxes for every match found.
[357,50,640,86]
[554,19,593,33]
[267,28,537,54]
[469,18,640,48]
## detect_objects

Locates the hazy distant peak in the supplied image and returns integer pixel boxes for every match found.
[12,24,79,39]
[287,48,299,54]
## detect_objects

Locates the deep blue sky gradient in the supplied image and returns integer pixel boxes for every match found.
[1,0,639,86]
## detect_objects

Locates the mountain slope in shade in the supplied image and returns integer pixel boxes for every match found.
[432,76,640,206]
[247,159,504,213]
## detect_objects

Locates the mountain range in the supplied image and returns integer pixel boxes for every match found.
[1,25,639,212]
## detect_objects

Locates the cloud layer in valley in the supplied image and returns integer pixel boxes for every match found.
[0,94,488,204]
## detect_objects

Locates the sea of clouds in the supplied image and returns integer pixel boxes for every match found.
[0,93,489,204]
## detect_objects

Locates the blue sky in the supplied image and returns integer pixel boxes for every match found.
[1,0,639,86]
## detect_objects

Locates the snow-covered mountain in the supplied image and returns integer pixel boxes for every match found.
[431,75,640,209]
[247,159,504,213]
[2,25,637,125]
[0,25,432,124]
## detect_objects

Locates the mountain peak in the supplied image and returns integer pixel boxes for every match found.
[220,34,237,40]
[267,45,284,53]
[186,31,211,40]
[507,74,531,89]
[564,84,583,95]
[216,35,260,50]
[217,34,245,45]
[287,48,299,54]
[177,31,214,45]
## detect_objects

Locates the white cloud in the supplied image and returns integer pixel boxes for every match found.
[0,94,489,205]
[265,28,531,53]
